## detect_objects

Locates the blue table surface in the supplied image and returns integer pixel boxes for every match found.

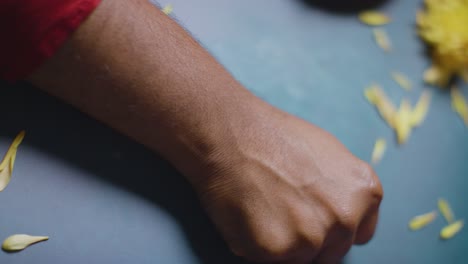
[0,0,467,263]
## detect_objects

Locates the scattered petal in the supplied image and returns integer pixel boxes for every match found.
[9,147,17,173]
[0,143,13,171]
[364,84,397,128]
[373,28,392,52]
[392,71,412,91]
[11,130,25,149]
[409,211,438,231]
[438,198,455,224]
[162,4,173,15]
[0,159,12,192]
[365,87,429,145]
[424,65,452,87]
[2,234,48,252]
[371,138,386,164]
[440,220,464,240]
[411,90,432,127]
[364,84,379,104]
[359,11,391,26]
[451,87,468,126]
[394,99,412,144]
[0,131,25,191]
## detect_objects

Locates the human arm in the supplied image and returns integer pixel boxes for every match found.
[28,0,383,263]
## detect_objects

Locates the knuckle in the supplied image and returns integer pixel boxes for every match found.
[335,208,360,232]
[302,231,325,253]
[309,236,325,253]
[356,160,383,201]
[257,238,294,260]
[242,230,296,262]
[356,160,374,180]
[295,212,325,247]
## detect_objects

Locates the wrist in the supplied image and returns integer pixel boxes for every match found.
[161,86,268,187]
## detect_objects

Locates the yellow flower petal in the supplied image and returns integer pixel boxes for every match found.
[0,131,25,191]
[0,158,12,192]
[409,211,438,231]
[364,84,397,128]
[9,147,18,173]
[424,65,452,87]
[451,87,468,126]
[392,71,412,91]
[394,99,412,144]
[2,234,48,252]
[162,4,173,15]
[12,130,25,148]
[411,90,432,127]
[440,220,464,240]
[438,198,455,224]
[371,138,386,164]
[373,28,392,52]
[364,84,379,104]
[359,11,391,26]
[0,131,24,171]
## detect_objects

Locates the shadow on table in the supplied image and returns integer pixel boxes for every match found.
[300,0,390,14]
[0,81,245,264]
[0,82,350,264]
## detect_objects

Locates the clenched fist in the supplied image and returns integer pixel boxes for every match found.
[191,103,383,264]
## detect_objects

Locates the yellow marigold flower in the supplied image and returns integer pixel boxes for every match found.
[417,0,468,87]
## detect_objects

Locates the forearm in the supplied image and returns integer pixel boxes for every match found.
[29,0,262,184]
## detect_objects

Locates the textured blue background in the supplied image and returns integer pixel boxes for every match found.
[0,0,466,263]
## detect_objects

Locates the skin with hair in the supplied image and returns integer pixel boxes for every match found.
[29,0,383,263]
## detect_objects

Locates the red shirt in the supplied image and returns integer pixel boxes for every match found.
[0,0,101,81]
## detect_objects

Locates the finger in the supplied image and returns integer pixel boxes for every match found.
[354,163,383,245]
[314,243,352,264]
[314,226,354,264]
[354,209,379,245]
[272,240,322,264]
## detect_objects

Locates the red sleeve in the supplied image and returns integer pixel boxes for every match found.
[0,0,101,81]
